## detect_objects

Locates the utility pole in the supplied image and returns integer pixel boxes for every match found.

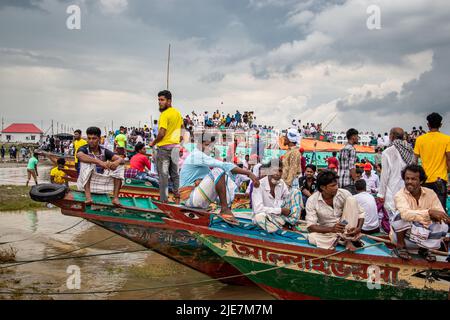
[1,117,4,132]
[51,120,54,136]
[166,43,171,90]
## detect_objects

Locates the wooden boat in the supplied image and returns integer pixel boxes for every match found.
[59,168,250,208]
[154,202,450,300]
[41,189,254,286]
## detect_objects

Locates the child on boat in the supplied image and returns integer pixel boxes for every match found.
[50,157,69,186]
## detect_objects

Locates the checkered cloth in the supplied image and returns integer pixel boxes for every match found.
[391,212,448,250]
[125,168,139,179]
[185,168,237,209]
[253,188,303,233]
[338,144,357,187]
[77,162,125,194]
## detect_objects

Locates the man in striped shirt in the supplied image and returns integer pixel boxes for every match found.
[338,128,359,195]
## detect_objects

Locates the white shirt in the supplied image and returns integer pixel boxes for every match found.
[305,189,364,228]
[377,137,384,147]
[251,176,290,219]
[243,159,250,170]
[362,172,379,193]
[383,135,390,146]
[377,145,406,213]
[252,163,263,177]
[354,192,379,231]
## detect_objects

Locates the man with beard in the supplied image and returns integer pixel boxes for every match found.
[281,128,302,187]
[413,112,450,211]
[391,164,449,261]
[377,127,414,218]
[150,90,183,203]
[306,170,365,251]
[77,127,125,207]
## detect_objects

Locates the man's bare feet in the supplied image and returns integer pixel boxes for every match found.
[112,198,122,207]
[345,241,357,252]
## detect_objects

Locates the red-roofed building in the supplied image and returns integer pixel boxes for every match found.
[1,123,43,143]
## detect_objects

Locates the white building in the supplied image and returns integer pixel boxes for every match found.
[0,123,43,143]
[332,133,372,146]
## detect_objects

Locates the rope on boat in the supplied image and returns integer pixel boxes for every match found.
[54,219,85,234]
[0,234,117,270]
[0,219,86,246]
[0,242,383,296]
[1,248,151,264]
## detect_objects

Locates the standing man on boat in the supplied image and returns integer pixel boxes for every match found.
[377,127,414,218]
[149,90,183,203]
[179,133,259,224]
[413,112,450,211]
[338,128,359,195]
[73,129,87,175]
[391,165,449,261]
[281,128,302,188]
[305,170,365,252]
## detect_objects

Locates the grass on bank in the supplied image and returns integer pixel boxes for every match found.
[0,185,47,212]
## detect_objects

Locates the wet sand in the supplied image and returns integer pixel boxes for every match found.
[0,165,52,186]
[0,209,273,300]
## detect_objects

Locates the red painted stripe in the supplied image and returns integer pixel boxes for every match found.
[258,284,321,300]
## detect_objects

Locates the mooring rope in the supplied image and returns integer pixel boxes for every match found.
[0,219,86,246]
[0,234,117,270]
[0,241,383,296]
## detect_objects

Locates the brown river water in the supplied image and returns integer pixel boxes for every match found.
[0,166,272,300]
[0,209,273,300]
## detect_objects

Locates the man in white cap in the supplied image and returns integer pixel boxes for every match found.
[281,128,302,187]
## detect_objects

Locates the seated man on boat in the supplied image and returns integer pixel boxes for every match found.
[179,132,259,224]
[305,170,365,251]
[391,164,449,262]
[77,127,126,207]
[252,159,303,233]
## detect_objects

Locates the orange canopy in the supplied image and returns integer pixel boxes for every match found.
[279,137,374,153]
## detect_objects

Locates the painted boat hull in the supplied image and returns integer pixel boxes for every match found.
[152,202,450,300]
[52,191,253,286]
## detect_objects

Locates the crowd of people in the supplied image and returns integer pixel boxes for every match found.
[41,89,449,262]
[0,144,36,163]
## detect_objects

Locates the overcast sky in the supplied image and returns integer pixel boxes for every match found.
[1,0,449,134]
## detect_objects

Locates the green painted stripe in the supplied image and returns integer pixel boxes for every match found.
[224,256,447,300]
[199,235,448,300]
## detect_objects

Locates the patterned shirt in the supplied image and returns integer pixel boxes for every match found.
[338,144,357,187]
[281,146,302,187]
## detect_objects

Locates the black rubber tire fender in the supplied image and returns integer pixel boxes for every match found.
[29,184,68,202]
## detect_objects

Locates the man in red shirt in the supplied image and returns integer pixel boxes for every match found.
[327,151,339,171]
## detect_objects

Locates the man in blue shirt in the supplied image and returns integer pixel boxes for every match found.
[180,133,259,223]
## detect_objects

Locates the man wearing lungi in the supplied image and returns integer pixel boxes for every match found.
[179,133,259,224]
[77,127,125,207]
[252,159,303,233]
[306,170,365,251]
[391,164,449,262]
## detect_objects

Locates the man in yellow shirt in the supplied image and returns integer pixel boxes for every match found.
[73,129,87,174]
[50,158,69,186]
[414,112,450,211]
[149,90,183,202]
